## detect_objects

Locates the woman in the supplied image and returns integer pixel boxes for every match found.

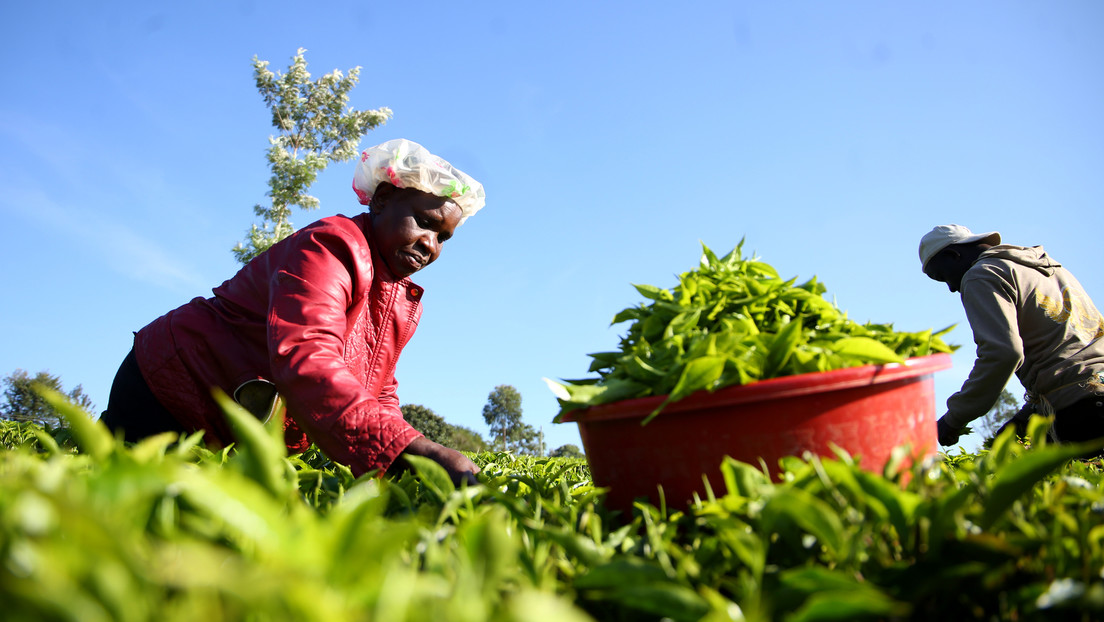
[101,138,484,484]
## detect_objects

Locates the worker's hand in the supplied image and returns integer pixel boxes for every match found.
[399,436,481,486]
[936,415,962,446]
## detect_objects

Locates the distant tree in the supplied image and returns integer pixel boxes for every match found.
[233,48,392,263]
[1,369,95,428]
[550,444,584,459]
[400,404,452,445]
[482,385,524,452]
[513,422,545,457]
[447,425,489,453]
[400,404,490,452]
[976,388,1022,444]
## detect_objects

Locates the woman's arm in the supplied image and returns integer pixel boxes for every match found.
[266,223,422,476]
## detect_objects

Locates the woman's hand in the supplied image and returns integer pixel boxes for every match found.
[398,436,481,486]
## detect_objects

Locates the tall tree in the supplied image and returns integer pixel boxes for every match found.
[1,369,94,428]
[233,48,392,263]
[482,385,524,452]
[513,422,544,457]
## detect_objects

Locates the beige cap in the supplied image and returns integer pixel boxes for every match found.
[919,224,1001,270]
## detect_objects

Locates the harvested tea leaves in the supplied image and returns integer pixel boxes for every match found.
[549,241,956,422]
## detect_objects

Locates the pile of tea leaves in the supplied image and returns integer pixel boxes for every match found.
[547,242,956,421]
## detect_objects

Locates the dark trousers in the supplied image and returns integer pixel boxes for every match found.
[100,348,186,443]
[1053,394,1104,449]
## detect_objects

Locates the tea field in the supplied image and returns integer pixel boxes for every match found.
[1,391,1102,621]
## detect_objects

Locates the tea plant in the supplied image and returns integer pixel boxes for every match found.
[2,391,1102,621]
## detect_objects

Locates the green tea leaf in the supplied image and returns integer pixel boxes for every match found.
[575,557,670,589]
[402,453,457,502]
[633,283,673,301]
[38,386,113,460]
[546,377,648,421]
[761,486,844,556]
[506,591,596,622]
[789,589,911,622]
[853,469,921,539]
[764,317,803,377]
[720,456,771,499]
[776,566,911,620]
[213,388,291,499]
[980,439,1104,529]
[830,337,905,364]
[600,583,710,622]
[645,356,725,424]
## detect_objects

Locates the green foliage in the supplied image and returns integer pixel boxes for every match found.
[448,424,490,453]
[401,404,453,444]
[550,444,585,459]
[1,368,94,428]
[3,389,1103,621]
[233,48,392,263]
[547,242,958,421]
[401,404,490,452]
[512,422,545,457]
[0,418,78,454]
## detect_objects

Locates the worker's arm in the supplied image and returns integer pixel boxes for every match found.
[938,268,1023,444]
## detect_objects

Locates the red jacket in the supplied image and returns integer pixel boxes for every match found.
[134,213,424,476]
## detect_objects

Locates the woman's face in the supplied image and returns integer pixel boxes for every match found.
[370,184,463,279]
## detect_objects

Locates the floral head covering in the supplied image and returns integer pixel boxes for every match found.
[353,138,485,225]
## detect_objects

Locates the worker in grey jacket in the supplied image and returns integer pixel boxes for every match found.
[919,224,1104,447]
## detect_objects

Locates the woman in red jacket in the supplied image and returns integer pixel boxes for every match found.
[101,138,484,485]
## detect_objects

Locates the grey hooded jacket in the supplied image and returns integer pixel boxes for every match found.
[944,245,1104,429]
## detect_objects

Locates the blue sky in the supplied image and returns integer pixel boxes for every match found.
[2,1,1101,455]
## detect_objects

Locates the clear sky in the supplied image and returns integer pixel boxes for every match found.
[2,1,1101,455]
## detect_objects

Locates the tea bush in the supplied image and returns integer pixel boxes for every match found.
[1,390,1102,621]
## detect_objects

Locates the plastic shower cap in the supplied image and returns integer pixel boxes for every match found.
[352,138,485,225]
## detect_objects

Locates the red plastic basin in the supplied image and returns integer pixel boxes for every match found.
[560,353,952,512]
